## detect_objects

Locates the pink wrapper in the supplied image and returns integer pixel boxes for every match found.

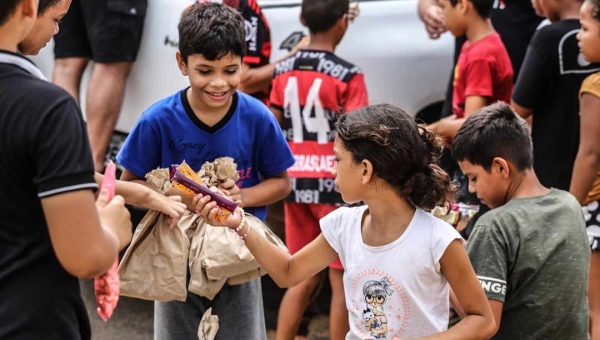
[94,161,120,322]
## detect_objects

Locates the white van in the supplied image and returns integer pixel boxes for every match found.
[31,0,453,159]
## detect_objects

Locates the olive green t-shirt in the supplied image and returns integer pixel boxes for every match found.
[467,189,590,340]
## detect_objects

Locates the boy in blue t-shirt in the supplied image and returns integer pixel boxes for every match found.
[117,4,295,339]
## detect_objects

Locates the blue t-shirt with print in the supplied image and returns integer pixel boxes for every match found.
[117,89,295,220]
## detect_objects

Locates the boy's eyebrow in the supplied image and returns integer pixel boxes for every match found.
[194,63,239,68]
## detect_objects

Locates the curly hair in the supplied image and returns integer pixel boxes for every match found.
[588,0,600,21]
[335,104,456,210]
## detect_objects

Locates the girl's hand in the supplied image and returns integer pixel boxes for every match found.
[142,191,186,229]
[192,190,243,228]
[219,179,243,206]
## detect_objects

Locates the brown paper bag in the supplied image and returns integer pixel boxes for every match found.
[197,308,219,340]
[118,210,190,302]
[201,214,290,282]
[188,212,228,300]
[201,220,261,281]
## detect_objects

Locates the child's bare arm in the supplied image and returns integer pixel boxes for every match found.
[431,96,488,139]
[239,170,291,208]
[42,190,131,278]
[96,172,186,218]
[196,201,336,287]
[511,99,533,121]
[410,240,496,340]
[570,93,600,203]
[270,106,283,125]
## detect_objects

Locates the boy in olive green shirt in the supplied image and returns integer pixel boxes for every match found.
[452,102,590,339]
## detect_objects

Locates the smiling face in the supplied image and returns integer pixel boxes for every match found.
[577,1,600,63]
[177,52,242,112]
[18,0,71,55]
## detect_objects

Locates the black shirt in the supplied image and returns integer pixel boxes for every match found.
[512,20,600,190]
[239,0,271,104]
[0,51,97,340]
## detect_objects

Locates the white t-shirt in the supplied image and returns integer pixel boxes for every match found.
[321,206,462,340]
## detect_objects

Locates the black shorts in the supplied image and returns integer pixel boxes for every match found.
[54,0,147,63]
[583,200,600,251]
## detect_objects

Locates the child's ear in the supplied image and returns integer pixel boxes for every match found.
[300,14,307,28]
[361,159,374,185]
[338,13,349,31]
[176,51,188,76]
[458,0,469,14]
[492,157,510,178]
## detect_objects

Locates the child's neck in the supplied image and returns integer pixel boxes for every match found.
[557,3,582,21]
[0,27,22,53]
[465,18,495,44]
[306,33,337,54]
[505,169,550,202]
[186,88,232,126]
[362,189,416,247]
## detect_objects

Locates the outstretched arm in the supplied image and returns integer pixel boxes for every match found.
[196,197,336,288]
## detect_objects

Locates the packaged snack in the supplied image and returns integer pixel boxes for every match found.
[94,161,120,322]
[170,161,239,223]
[454,203,479,233]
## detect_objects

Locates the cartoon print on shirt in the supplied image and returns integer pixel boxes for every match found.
[351,269,411,339]
[363,278,394,339]
[362,306,383,338]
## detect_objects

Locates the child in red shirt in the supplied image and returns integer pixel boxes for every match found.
[428,0,513,141]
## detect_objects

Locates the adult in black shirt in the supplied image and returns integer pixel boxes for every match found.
[511,6,600,191]
[0,1,133,339]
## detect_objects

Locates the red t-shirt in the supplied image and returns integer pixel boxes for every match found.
[270,50,368,204]
[453,32,513,118]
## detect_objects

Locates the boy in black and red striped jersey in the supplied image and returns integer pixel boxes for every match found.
[270,0,368,338]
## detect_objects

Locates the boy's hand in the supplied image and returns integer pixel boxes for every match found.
[193,192,243,228]
[141,192,186,229]
[423,5,446,39]
[96,189,132,251]
[348,2,360,22]
[219,179,243,207]
[291,36,310,55]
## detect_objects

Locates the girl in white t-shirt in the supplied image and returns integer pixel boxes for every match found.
[195,104,495,340]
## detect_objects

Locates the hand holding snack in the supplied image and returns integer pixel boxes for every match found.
[171,161,239,223]
[193,191,244,228]
[94,161,122,322]
[141,192,186,229]
[219,179,242,206]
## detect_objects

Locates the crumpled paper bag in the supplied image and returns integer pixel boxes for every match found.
[198,157,239,187]
[198,308,219,340]
[118,210,190,302]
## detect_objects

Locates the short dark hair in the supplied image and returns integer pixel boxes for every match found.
[301,0,349,34]
[449,0,494,19]
[178,3,245,62]
[0,0,22,25]
[39,0,61,16]
[336,104,457,210]
[452,102,533,172]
